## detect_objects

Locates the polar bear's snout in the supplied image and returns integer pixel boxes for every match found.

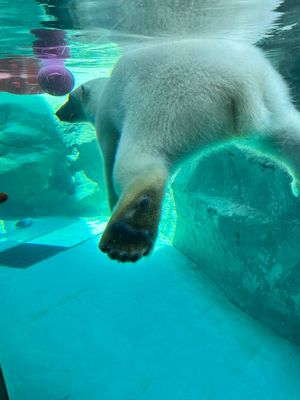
[55,101,76,122]
[55,95,87,123]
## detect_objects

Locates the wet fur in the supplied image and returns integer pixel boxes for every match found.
[56,38,300,262]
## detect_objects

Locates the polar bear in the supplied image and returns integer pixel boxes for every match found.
[56,38,300,262]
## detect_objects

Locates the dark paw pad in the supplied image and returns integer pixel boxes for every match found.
[99,220,154,263]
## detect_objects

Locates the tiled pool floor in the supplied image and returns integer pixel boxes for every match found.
[0,223,299,400]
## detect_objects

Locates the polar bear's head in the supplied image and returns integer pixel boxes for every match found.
[55,84,89,123]
[55,77,108,124]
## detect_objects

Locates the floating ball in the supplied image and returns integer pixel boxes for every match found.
[38,65,74,96]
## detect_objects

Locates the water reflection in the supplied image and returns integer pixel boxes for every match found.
[0,1,300,99]
[37,0,283,43]
[36,1,300,103]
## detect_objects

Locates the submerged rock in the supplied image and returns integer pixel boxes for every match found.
[173,144,300,345]
[0,93,108,219]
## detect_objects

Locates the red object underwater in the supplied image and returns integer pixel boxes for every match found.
[0,193,8,203]
[0,57,43,94]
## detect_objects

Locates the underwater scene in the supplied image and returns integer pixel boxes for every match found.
[0,0,300,399]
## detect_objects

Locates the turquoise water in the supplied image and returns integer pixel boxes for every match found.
[0,1,300,399]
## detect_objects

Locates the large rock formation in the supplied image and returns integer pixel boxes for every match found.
[172,145,300,345]
[0,93,108,219]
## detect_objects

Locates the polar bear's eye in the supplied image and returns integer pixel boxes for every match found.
[81,86,89,100]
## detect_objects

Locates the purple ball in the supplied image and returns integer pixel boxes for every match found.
[38,65,74,96]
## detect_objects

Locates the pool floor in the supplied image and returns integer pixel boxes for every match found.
[0,223,299,400]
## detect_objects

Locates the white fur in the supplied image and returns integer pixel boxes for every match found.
[69,38,300,198]
[72,78,108,124]
[81,39,299,195]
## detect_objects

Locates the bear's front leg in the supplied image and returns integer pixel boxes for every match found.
[99,164,168,262]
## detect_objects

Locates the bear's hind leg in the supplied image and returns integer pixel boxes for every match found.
[99,148,168,262]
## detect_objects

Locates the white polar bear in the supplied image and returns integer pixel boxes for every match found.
[56,38,300,262]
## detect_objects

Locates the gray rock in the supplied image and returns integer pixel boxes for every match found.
[173,144,300,345]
